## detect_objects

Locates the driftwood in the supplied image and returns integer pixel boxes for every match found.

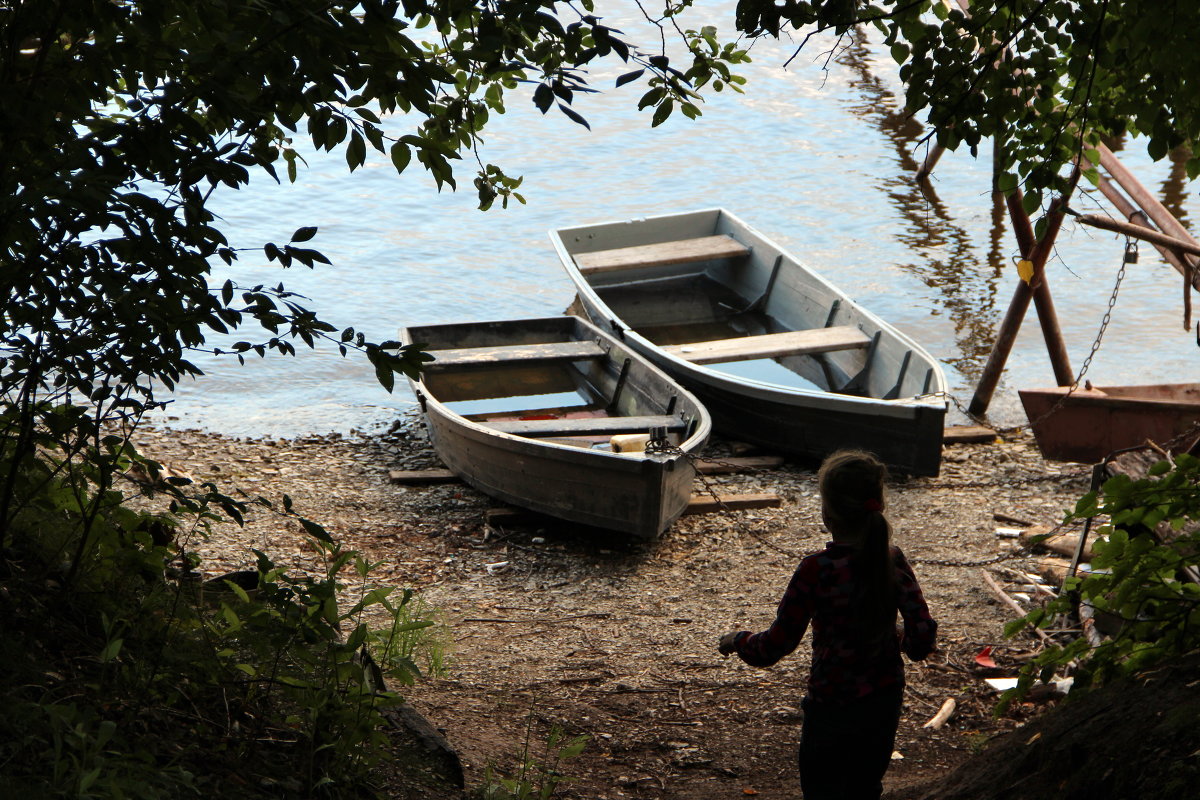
[1019,525,1095,561]
[943,425,998,445]
[922,697,957,730]
[980,569,1051,643]
[1032,557,1074,586]
[389,468,458,486]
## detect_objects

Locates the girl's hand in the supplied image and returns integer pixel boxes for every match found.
[718,632,741,656]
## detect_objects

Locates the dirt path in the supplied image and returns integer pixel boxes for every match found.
[129,415,1092,798]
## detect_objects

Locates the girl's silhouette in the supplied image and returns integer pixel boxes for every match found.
[719,449,938,799]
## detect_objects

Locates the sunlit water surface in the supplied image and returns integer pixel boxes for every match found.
[162,14,1200,439]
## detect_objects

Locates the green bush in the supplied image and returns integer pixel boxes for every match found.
[0,425,442,797]
[1002,453,1200,709]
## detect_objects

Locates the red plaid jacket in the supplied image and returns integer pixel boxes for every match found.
[730,542,937,703]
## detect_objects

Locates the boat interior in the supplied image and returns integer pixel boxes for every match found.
[409,320,697,452]
[564,217,939,401]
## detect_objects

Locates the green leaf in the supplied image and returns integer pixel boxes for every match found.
[291,226,317,243]
[390,142,412,173]
[557,103,591,129]
[651,98,674,127]
[100,637,124,662]
[616,69,645,87]
[559,735,588,758]
[346,130,367,171]
[300,517,333,544]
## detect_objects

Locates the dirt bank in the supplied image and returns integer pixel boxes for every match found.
[128,415,1093,798]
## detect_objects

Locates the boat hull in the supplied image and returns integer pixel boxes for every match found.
[1019,383,1200,463]
[403,316,710,538]
[550,208,948,476]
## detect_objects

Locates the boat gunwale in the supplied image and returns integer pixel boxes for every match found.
[549,208,948,417]
[401,316,711,463]
[1019,384,1200,414]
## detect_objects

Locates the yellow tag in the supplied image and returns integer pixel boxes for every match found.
[1016,259,1035,284]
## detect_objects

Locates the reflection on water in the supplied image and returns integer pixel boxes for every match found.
[1161,147,1193,229]
[444,390,589,418]
[835,30,1005,382]
[635,317,825,391]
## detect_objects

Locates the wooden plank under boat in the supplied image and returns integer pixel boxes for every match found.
[1018,383,1200,463]
[548,208,948,476]
[401,315,711,538]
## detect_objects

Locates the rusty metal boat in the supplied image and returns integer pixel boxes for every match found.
[1019,382,1200,463]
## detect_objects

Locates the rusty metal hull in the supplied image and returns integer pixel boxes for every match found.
[1019,383,1200,463]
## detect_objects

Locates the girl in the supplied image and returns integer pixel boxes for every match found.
[718,449,937,799]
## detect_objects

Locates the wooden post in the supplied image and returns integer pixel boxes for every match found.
[968,192,1073,416]
[1081,153,1200,292]
[1005,192,1075,386]
[1072,214,1200,259]
[1097,144,1200,252]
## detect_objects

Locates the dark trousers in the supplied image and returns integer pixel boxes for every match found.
[797,684,904,800]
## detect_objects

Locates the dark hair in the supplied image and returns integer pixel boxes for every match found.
[818,450,896,636]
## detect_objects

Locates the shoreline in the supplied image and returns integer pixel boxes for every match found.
[127,418,1093,797]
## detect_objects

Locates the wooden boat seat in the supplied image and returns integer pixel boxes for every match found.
[424,340,606,370]
[484,415,685,437]
[661,326,871,365]
[574,235,750,275]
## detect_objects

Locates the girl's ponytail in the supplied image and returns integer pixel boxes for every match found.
[818,450,897,636]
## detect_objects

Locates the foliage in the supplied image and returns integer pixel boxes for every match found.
[0,4,742,792]
[0,0,748,472]
[999,453,1200,710]
[732,0,1200,209]
[0,3,743,793]
[478,718,589,800]
[0,431,444,796]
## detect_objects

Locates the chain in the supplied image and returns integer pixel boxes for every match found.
[646,436,805,559]
[902,246,1129,436]
[909,544,1040,568]
[645,436,1081,566]
[910,517,1078,568]
[645,436,730,506]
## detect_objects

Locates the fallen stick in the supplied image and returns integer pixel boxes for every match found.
[683,492,782,515]
[979,569,1051,643]
[943,425,997,444]
[922,698,957,730]
[695,455,785,474]
[389,468,458,486]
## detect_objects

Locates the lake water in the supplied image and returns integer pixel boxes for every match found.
[165,15,1200,439]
